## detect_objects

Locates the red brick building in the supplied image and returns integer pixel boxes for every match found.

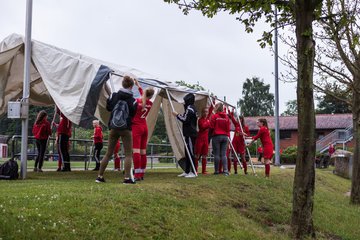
[245,114,353,150]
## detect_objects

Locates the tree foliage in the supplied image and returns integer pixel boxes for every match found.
[237,77,274,116]
[281,99,298,116]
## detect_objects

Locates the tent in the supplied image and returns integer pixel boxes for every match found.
[0,33,213,162]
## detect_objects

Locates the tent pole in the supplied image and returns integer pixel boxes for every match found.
[165,89,197,176]
[20,0,33,179]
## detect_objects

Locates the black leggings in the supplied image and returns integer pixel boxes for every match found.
[93,142,103,163]
[35,139,47,169]
[59,134,70,169]
[184,136,196,174]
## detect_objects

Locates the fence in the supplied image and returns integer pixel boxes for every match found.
[9,135,179,170]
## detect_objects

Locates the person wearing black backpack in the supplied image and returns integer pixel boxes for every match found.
[96,76,137,184]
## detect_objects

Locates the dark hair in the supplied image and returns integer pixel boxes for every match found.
[239,116,245,127]
[35,110,47,124]
[258,118,268,128]
[122,76,134,89]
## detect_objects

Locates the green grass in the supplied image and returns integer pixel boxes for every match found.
[0,167,359,240]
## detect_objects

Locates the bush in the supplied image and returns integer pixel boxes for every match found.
[280,145,297,164]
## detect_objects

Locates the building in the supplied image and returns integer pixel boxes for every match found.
[245,114,353,151]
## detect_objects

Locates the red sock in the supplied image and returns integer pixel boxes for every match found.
[234,161,238,173]
[265,164,270,177]
[133,153,141,178]
[194,158,199,173]
[114,157,121,169]
[242,160,247,174]
[140,154,147,178]
[201,158,207,173]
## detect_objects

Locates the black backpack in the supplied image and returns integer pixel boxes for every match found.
[0,158,19,180]
[109,100,129,130]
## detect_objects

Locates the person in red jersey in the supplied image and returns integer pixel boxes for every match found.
[229,111,250,174]
[248,118,273,178]
[53,111,72,172]
[113,140,121,171]
[132,79,155,181]
[210,102,231,175]
[92,120,103,171]
[194,99,214,174]
[32,110,52,172]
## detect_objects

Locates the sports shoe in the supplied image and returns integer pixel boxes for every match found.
[33,167,38,172]
[223,172,230,176]
[95,177,105,183]
[185,172,196,178]
[38,169,43,173]
[123,178,136,184]
[134,178,142,182]
[177,172,187,177]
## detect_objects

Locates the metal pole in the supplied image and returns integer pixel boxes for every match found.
[20,0,33,179]
[274,6,281,166]
[165,89,197,176]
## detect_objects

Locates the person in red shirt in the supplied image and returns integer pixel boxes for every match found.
[113,140,121,171]
[210,102,231,175]
[229,112,250,174]
[32,110,52,172]
[92,120,103,171]
[194,100,214,174]
[328,144,335,156]
[54,111,72,172]
[248,118,273,178]
[132,79,155,181]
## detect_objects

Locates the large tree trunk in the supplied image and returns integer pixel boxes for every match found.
[291,0,318,238]
[351,81,360,204]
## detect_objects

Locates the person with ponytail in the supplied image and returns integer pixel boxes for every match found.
[132,78,155,181]
[32,110,52,172]
[228,111,250,174]
[248,118,273,178]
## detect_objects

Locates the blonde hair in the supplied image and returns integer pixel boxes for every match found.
[215,102,223,113]
[92,120,99,125]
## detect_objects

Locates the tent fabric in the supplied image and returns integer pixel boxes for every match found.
[0,33,211,162]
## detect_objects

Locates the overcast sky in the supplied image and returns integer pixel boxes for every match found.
[0,0,297,113]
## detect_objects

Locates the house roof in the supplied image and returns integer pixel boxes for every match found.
[245,114,353,131]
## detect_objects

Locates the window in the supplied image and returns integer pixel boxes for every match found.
[280,131,292,139]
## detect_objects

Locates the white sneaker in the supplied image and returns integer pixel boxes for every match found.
[185,172,196,178]
[178,172,188,177]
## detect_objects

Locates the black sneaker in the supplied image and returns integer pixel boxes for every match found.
[134,178,142,182]
[141,177,144,180]
[123,179,136,184]
[95,177,105,183]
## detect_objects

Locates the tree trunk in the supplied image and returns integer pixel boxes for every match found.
[351,80,360,204]
[291,1,317,238]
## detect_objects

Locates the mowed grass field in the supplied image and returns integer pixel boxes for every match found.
[0,165,359,240]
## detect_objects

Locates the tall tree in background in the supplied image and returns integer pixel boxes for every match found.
[163,0,322,238]
[237,77,274,116]
[282,99,298,116]
[312,0,360,204]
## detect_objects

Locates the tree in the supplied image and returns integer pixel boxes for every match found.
[175,80,206,91]
[312,0,360,204]
[315,86,351,114]
[163,0,322,238]
[282,99,298,116]
[237,77,274,116]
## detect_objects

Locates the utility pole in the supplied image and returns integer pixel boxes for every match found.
[274,6,281,166]
[20,0,33,179]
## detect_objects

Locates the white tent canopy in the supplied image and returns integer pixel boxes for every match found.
[0,33,213,161]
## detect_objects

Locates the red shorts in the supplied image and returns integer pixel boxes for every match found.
[263,145,274,159]
[195,138,209,156]
[132,124,148,150]
[232,138,246,155]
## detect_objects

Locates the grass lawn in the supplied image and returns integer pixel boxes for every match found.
[0,166,359,239]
